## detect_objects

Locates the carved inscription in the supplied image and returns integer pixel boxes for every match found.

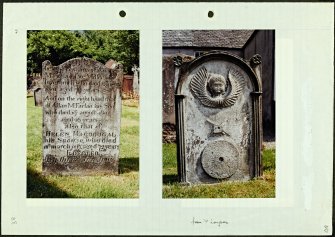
[42,58,123,174]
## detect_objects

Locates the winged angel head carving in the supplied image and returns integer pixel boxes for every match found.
[190,67,245,108]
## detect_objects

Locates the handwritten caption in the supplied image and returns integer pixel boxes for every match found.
[191,217,228,227]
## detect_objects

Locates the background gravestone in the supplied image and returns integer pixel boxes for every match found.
[122,75,134,95]
[42,57,123,174]
[105,59,120,70]
[34,88,42,106]
[175,51,262,184]
[132,65,140,96]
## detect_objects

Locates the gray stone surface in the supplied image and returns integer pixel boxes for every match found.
[201,140,239,179]
[42,58,123,174]
[132,65,139,96]
[175,52,262,184]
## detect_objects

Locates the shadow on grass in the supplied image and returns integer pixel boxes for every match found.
[27,168,72,198]
[119,157,139,173]
[163,174,179,184]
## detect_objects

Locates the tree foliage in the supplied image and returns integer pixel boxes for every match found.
[27,30,139,74]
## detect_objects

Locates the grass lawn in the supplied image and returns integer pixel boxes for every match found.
[162,143,275,198]
[27,96,139,198]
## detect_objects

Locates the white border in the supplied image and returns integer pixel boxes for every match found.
[2,3,334,235]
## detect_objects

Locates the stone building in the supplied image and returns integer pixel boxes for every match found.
[162,30,275,140]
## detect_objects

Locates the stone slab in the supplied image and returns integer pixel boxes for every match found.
[42,57,123,175]
[34,88,42,106]
[132,65,139,96]
[175,52,262,183]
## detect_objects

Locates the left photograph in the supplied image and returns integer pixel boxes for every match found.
[27,30,140,198]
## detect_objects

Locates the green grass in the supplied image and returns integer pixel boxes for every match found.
[162,143,275,198]
[27,97,139,198]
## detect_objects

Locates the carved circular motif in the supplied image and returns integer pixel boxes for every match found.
[201,140,239,179]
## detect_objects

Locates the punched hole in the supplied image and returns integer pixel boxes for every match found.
[119,10,126,17]
[208,11,214,18]
[219,157,224,162]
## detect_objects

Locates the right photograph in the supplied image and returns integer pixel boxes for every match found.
[162,30,275,198]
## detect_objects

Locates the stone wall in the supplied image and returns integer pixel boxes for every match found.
[162,54,195,125]
[162,56,177,125]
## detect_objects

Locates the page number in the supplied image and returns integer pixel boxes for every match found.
[324,225,328,233]
[11,217,17,225]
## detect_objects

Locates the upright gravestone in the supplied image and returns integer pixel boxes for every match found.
[131,65,140,96]
[34,87,42,106]
[42,57,123,174]
[175,51,262,183]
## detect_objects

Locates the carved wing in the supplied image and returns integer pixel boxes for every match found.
[190,67,244,108]
[189,67,213,107]
[221,69,245,107]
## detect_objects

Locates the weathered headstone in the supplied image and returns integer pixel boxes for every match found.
[34,88,42,106]
[175,51,262,183]
[42,57,123,174]
[131,65,139,96]
[122,75,133,95]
